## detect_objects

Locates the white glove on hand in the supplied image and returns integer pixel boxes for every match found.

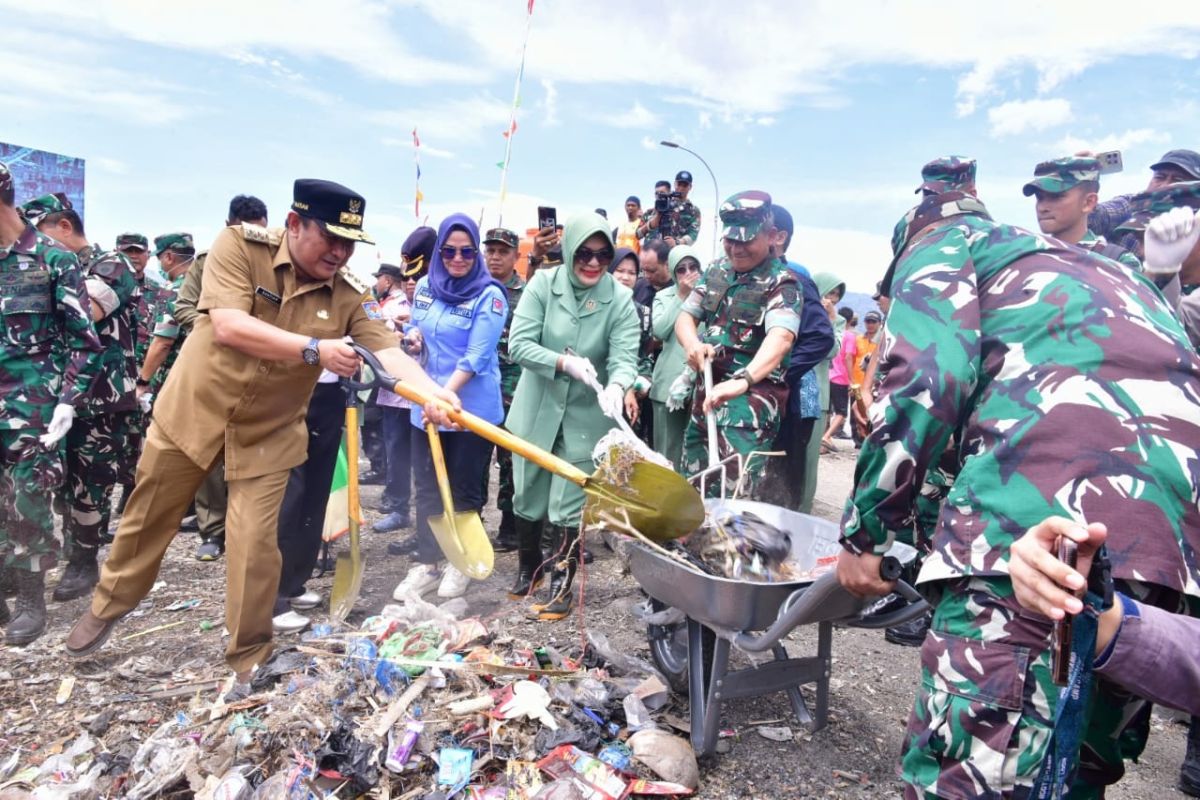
[1145,206,1200,276]
[560,354,599,386]
[597,383,625,419]
[39,403,76,447]
[138,393,154,414]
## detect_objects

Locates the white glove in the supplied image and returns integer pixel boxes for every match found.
[560,354,598,386]
[1144,206,1200,276]
[138,393,154,414]
[597,383,625,419]
[39,403,76,447]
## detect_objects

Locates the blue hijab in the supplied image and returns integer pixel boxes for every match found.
[427,213,505,306]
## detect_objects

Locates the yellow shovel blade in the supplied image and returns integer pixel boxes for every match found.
[429,510,494,579]
[583,452,706,542]
[329,544,362,621]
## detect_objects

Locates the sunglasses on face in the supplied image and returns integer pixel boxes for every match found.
[440,246,477,261]
[674,262,701,276]
[574,246,614,266]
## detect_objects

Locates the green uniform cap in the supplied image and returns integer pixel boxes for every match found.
[115,232,149,251]
[916,156,977,194]
[154,232,195,257]
[19,193,72,227]
[1114,181,1200,233]
[483,227,520,248]
[1022,156,1100,197]
[719,190,773,242]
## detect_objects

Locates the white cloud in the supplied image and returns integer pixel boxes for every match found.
[370,95,513,146]
[381,138,456,160]
[92,157,129,175]
[539,79,559,126]
[756,116,777,127]
[792,225,894,293]
[987,98,1072,137]
[640,136,658,151]
[603,102,663,130]
[1054,128,1170,156]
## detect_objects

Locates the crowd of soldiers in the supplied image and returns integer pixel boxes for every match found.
[1,142,1200,798]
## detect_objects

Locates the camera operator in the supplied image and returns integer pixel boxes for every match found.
[638,172,701,248]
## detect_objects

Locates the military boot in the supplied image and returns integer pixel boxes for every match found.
[0,565,14,597]
[1180,716,1200,797]
[495,510,518,553]
[52,547,100,602]
[534,525,580,621]
[6,569,47,646]
[507,517,545,599]
[0,596,9,626]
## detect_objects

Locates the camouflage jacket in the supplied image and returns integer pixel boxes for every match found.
[681,255,802,386]
[77,245,141,413]
[0,224,103,429]
[640,200,702,247]
[1078,230,1142,273]
[134,273,173,362]
[149,273,186,393]
[842,201,1200,599]
[498,269,526,399]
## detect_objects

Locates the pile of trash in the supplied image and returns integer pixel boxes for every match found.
[671,506,835,583]
[2,592,701,799]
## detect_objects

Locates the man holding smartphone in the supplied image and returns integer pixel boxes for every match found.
[1088,148,1200,255]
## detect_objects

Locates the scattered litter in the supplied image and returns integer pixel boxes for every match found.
[54,675,75,705]
[756,726,794,742]
[628,729,700,789]
[164,598,202,611]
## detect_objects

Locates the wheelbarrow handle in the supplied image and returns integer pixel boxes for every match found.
[349,342,592,488]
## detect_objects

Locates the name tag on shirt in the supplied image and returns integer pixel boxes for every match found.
[448,300,473,318]
[255,286,282,305]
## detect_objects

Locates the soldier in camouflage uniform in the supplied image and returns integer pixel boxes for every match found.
[483,227,525,551]
[1023,156,1143,272]
[836,189,1200,798]
[136,233,194,400]
[638,172,702,248]
[916,155,978,197]
[112,232,155,521]
[20,195,141,603]
[0,164,103,645]
[675,191,802,495]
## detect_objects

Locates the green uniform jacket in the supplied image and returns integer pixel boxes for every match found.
[506,264,640,463]
[648,286,687,403]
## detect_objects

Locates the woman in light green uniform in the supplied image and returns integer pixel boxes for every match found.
[505,213,640,620]
[649,245,703,470]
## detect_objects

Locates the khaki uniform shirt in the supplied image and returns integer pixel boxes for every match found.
[154,223,393,480]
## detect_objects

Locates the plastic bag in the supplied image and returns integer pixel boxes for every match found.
[585,631,666,685]
[622,694,655,731]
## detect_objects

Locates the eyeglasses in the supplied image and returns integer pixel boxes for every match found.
[674,262,701,276]
[574,246,614,266]
[439,246,477,261]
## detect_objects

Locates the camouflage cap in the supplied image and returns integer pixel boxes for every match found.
[0,162,11,200]
[19,193,72,227]
[1022,156,1100,197]
[115,232,149,251]
[1114,181,1200,233]
[883,191,991,295]
[482,227,519,248]
[719,190,773,242]
[154,232,195,256]
[916,156,977,194]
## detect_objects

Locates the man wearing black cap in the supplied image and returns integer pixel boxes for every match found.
[1088,148,1200,254]
[67,179,460,698]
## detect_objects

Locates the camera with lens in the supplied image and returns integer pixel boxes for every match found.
[654,191,683,214]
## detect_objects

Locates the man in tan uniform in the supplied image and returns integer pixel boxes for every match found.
[66,179,459,692]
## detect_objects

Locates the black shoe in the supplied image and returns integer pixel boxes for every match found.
[6,569,47,646]
[360,470,386,486]
[387,536,419,557]
[0,565,14,598]
[52,550,99,602]
[1180,717,1200,797]
[508,517,545,599]
[495,510,518,553]
[885,611,932,648]
[178,515,199,533]
[196,540,224,562]
[0,596,9,626]
[372,511,412,533]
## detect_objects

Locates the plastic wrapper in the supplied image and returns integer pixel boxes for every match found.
[628,729,700,789]
[569,678,610,709]
[384,720,423,772]
[436,747,474,786]
[585,631,666,685]
[506,759,543,799]
[596,742,632,772]
[531,781,586,800]
[622,694,655,731]
[536,746,628,800]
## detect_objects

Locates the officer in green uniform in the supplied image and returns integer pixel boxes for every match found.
[20,194,141,603]
[1024,156,1143,272]
[111,231,155,522]
[675,191,803,495]
[483,226,526,551]
[0,164,103,644]
[136,234,194,399]
[505,213,639,621]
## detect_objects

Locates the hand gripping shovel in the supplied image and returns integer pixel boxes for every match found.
[350,344,705,542]
[424,421,494,579]
[330,381,364,621]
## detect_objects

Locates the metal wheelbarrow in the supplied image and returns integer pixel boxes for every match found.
[627,497,927,757]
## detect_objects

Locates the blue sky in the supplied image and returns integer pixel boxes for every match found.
[4,0,1199,290]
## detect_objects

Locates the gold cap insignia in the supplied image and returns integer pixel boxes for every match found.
[348,199,362,213]
[339,212,363,226]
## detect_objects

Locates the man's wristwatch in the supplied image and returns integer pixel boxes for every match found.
[135,377,150,388]
[729,367,753,387]
[301,337,321,366]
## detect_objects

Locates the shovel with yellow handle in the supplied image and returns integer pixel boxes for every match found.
[350,344,705,543]
[424,420,494,579]
[330,380,365,621]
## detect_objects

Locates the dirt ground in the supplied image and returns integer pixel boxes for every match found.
[0,443,1190,798]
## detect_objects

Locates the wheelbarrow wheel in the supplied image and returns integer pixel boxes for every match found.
[646,598,714,695]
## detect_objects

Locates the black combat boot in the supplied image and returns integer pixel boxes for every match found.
[0,565,14,597]
[534,525,580,621]
[6,569,47,646]
[53,546,100,602]
[0,596,9,626]
[495,510,518,553]
[507,517,545,599]
[1180,716,1200,797]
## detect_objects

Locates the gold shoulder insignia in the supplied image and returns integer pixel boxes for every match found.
[338,266,370,294]
[239,223,283,246]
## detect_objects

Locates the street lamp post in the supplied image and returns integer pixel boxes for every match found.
[660,140,719,261]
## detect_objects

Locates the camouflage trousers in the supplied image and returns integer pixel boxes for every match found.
[62,410,135,554]
[681,384,785,497]
[902,576,1056,799]
[119,408,148,486]
[0,427,65,572]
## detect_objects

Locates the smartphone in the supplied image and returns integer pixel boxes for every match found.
[1096,150,1123,175]
[537,206,557,232]
[1050,538,1079,686]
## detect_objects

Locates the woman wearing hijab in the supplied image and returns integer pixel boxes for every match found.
[608,248,656,437]
[505,213,640,621]
[390,215,507,600]
[649,245,703,469]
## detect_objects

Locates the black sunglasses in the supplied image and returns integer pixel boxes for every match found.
[440,245,477,261]
[574,246,614,266]
[674,262,701,276]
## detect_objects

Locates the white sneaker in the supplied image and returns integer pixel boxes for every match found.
[272,610,310,635]
[289,590,321,610]
[392,565,441,600]
[437,565,471,599]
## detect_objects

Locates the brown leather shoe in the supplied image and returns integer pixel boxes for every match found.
[65,610,122,657]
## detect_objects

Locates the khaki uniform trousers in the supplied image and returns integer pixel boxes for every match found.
[91,422,289,673]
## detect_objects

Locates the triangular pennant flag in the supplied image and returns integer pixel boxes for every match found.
[322,441,359,542]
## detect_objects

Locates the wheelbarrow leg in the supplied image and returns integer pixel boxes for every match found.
[813,620,833,731]
[772,643,813,728]
[688,616,730,757]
